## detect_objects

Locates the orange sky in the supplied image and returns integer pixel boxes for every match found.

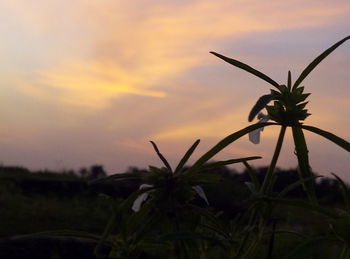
[0,1,349,180]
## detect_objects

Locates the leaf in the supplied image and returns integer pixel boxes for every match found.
[274,230,307,239]
[243,161,260,191]
[14,230,107,243]
[296,102,308,110]
[158,231,225,246]
[294,93,310,103]
[287,71,292,90]
[210,51,280,88]
[266,197,337,218]
[150,141,173,172]
[300,125,350,152]
[293,35,350,89]
[248,94,274,122]
[245,181,257,194]
[266,219,277,259]
[332,173,350,212]
[283,236,338,259]
[174,139,200,173]
[278,175,321,198]
[200,156,262,170]
[192,185,209,205]
[184,172,221,184]
[128,202,153,236]
[89,171,144,185]
[187,122,277,174]
[291,126,317,204]
[94,208,117,257]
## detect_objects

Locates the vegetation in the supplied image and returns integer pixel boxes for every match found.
[1,36,350,258]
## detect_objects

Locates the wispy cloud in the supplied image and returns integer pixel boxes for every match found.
[3,0,349,109]
[0,0,349,174]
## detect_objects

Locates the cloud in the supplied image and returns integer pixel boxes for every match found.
[3,0,349,110]
[0,0,349,173]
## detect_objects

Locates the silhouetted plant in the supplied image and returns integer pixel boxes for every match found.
[12,36,350,259]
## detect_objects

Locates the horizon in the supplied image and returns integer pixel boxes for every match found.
[0,1,349,181]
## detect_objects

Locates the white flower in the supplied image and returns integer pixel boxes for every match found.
[249,113,270,144]
[132,184,209,212]
[131,184,153,212]
[192,185,209,205]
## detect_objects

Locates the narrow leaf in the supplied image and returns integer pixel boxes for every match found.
[192,185,210,205]
[89,171,144,185]
[210,51,280,88]
[293,35,350,89]
[278,175,321,198]
[297,102,308,110]
[266,197,337,218]
[332,173,350,212]
[158,231,225,246]
[291,126,317,204]
[267,219,277,259]
[283,236,338,259]
[287,71,292,90]
[15,230,106,243]
[187,122,277,174]
[248,94,274,122]
[200,156,262,170]
[128,202,153,234]
[301,125,350,152]
[243,161,260,191]
[184,173,221,184]
[94,209,117,257]
[150,141,173,172]
[175,139,200,173]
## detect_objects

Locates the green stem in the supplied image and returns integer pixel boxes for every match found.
[260,126,287,194]
[339,244,349,259]
[266,219,277,259]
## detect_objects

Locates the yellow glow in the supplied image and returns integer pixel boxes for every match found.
[6,0,350,111]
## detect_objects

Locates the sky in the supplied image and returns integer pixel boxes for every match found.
[0,0,349,180]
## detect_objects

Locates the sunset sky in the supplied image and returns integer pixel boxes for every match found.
[0,1,349,180]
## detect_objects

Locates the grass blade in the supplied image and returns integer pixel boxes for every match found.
[94,208,117,257]
[187,122,277,174]
[267,219,277,259]
[174,139,200,173]
[301,125,350,152]
[291,126,317,204]
[150,141,173,172]
[283,236,338,259]
[287,71,292,90]
[332,173,350,212]
[266,197,337,218]
[200,156,262,170]
[293,35,350,89]
[243,161,261,191]
[210,51,280,89]
[14,230,105,243]
[278,175,321,198]
[89,171,143,185]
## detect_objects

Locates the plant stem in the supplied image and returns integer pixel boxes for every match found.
[339,244,349,259]
[266,219,277,259]
[260,125,287,194]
